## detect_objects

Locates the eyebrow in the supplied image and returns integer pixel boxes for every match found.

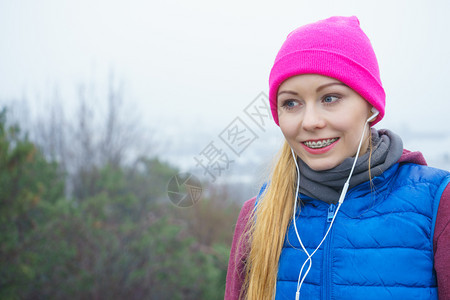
[277,82,348,96]
[316,82,348,92]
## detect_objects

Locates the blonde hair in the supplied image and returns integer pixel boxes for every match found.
[240,141,297,299]
[240,130,374,299]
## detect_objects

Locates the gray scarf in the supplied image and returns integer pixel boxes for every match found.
[297,129,403,204]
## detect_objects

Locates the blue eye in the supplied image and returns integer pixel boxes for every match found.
[281,100,299,110]
[323,95,340,104]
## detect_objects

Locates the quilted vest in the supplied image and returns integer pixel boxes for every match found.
[267,163,450,300]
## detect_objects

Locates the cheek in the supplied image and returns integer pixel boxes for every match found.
[336,116,370,148]
[278,116,299,139]
[333,113,365,133]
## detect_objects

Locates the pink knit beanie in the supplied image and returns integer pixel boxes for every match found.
[269,16,385,126]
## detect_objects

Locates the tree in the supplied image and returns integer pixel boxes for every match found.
[0,72,242,298]
[29,74,152,201]
[0,108,66,299]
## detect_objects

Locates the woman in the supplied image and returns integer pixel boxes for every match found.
[225,16,450,299]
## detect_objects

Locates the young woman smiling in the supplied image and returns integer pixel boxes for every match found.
[277,74,373,171]
[225,16,450,300]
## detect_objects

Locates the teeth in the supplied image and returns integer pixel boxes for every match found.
[303,138,338,149]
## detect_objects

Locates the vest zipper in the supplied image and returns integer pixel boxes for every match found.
[323,204,335,300]
[327,203,336,223]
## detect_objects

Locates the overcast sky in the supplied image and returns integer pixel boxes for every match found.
[1,0,449,171]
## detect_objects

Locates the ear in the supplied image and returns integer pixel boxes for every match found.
[367,107,379,123]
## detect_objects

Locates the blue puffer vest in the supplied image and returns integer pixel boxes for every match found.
[259,163,450,300]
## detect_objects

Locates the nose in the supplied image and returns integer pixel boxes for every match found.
[301,105,326,131]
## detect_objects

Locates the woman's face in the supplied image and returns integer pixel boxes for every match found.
[278,74,373,171]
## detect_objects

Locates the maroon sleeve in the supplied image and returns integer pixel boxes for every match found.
[434,182,450,300]
[225,197,256,300]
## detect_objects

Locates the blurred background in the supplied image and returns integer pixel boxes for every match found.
[1,0,449,299]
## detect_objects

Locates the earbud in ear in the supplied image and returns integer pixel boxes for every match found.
[367,107,379,122]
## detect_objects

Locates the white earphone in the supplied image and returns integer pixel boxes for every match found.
[366,107,379,123]
[291,107,378,299]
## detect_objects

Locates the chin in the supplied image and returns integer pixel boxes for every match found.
[303,159,340,171]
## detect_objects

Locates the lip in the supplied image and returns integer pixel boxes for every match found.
[300,138,339,155]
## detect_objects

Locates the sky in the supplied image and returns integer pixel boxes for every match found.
[1,0,449,175]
